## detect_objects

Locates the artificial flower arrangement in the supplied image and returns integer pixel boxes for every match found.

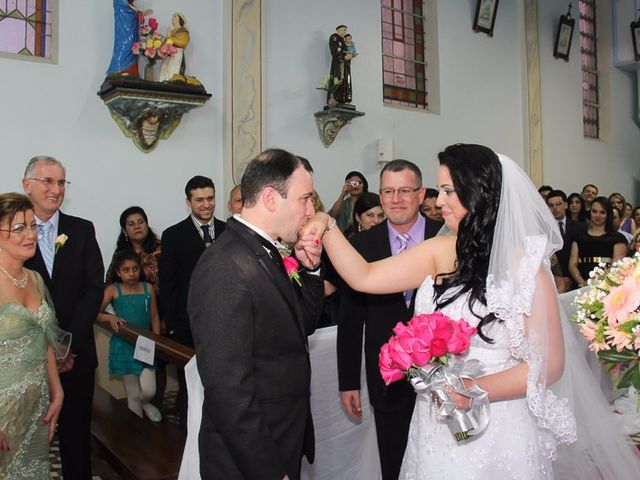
[131,14,178,66]
[379,312,489,441]
[572,252,640,390]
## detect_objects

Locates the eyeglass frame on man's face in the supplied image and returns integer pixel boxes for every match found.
[26,177,70,188]
[0,223,39,236]
[378,187,421,198]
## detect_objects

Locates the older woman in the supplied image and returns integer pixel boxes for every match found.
[0,193,64,478]
[106,206,161,290]
[569,197,627,287]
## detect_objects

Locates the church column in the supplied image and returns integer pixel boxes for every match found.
[524,0,544,185]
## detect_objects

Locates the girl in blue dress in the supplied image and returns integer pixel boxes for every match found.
[98,249,161,421]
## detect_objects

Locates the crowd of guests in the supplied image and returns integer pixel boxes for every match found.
[1,152,639,479]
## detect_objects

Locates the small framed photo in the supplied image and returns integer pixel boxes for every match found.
[632,20,640,62]
[473,0,499,37]
[554,12,575,61]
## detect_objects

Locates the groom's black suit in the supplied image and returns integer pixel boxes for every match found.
[188,218,324,480]
[25,211,104,480]
[337,216,441,480]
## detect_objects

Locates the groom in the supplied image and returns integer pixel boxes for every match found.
[188,149,324,479]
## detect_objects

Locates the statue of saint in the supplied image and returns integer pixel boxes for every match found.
[158,13,190,82]
[107,0,152,76]
[328,24,353,105]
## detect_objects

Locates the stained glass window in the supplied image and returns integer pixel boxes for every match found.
[579,0,599,139]
[0,0,55,60]
[381,0,427,109]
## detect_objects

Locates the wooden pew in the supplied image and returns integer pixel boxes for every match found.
[92,323,194,480]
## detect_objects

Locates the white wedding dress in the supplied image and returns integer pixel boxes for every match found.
[399,276,554,479]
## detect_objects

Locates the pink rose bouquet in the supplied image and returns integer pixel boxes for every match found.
[379,312,476,385]
[131,14,178,67]
[282,256,302,286]
[572,252,640,390]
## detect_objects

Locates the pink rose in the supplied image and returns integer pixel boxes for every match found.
[282,256,299,276]
[131,41,140,54]
[140,25,151,35]
[379,343,405,385]
[149,18,158,30]
[430,337,448,358]
[433,317,453,343]
[447,320,476,354]
[388,337,412,370]
[144,47,156,58]
[409,338,432,366]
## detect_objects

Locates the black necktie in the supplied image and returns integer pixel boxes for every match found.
[558,221,565,239]
[201,224,213,246]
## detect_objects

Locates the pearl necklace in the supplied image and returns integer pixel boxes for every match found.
[0,263,28,288]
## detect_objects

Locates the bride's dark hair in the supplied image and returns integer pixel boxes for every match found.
[433,144,502,342]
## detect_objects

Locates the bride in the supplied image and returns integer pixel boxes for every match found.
[303,144,640,478]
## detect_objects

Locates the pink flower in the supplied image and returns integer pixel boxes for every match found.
[144,47,157,58]
[430,337,448,358]
[388,337,412,370]
[149,18,158,30]
[131,41,140,54]
[448,320,476,354]
[379,343,405,385]
[282,256,302,286]
[604,326,633,352]
[603,278,640,326]
[140,25,151,35]
[579,319,599,342]
[409,338,432,366]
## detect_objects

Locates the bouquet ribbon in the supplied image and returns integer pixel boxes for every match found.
[410,357,490,442]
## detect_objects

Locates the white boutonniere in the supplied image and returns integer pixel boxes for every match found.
[55,234,68,253]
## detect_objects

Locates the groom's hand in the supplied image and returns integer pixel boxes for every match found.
[340,390,362,419]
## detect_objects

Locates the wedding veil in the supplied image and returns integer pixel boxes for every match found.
[486,154,640,478]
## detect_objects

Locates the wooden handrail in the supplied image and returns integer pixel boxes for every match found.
[96,322,194,368]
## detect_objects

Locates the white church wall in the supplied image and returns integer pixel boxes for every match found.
[263,0,527,202]
[0,0,225,264]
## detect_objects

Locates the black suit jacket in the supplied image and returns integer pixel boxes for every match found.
[556,217,586,277]
[337,217,442,412]
[24,212,104,371]
[188,218,324,480]
[158,216,225,346]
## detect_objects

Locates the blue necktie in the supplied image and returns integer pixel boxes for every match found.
[38,222,54,277]
[397,233,412,307]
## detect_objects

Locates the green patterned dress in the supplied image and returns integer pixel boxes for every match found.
[0,273,60,479]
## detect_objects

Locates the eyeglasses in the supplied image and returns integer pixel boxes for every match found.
[379,187,421,198]
[0,224,38,236]
[27,177,70,188]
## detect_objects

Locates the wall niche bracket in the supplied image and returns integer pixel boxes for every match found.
[97,77,212,153]
[314,106,365,147]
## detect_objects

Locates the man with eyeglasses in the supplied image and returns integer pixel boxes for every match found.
[22,155,104,480]
[337,159,442,480]
[546,189,585,292]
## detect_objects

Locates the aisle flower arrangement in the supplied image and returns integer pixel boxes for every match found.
[572,252,640,390]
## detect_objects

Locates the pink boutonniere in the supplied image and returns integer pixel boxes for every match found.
[282,256,302,286]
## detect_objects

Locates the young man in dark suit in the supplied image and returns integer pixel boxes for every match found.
[158,175,226,431]
[337,159,443,480]
[188,149,324,480]
[23,156,104,480]
[546,189,586,291]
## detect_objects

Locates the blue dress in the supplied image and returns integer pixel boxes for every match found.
[107,0,139,75]
[108,282,152,376]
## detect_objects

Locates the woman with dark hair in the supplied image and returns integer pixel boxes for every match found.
[568,197,627,288]
[328,170,369,233]
[302,144,640,477]
[567,192,588,223]
[344,192,385,238]
[609,193,636,234]
[106,206,161,288]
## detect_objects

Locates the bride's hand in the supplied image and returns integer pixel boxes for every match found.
[299,212,332,248]
[294,233,322,269]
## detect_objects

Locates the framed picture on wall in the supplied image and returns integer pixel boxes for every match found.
[632,19,640,61]
[553,10,575,61]
[473,0,499,37]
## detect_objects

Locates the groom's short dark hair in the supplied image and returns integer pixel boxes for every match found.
[241,149,313,207]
